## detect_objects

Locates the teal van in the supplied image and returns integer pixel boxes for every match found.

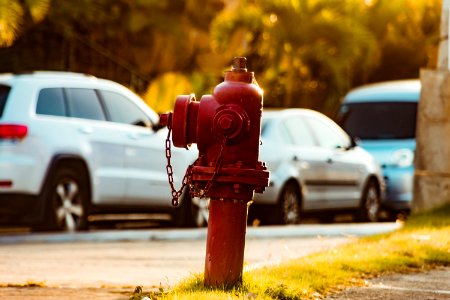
[337,79,420,218]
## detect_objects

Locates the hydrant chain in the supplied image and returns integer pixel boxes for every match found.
[199,135,227,197]
[164,113,192,206]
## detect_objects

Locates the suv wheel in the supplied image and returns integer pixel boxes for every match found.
[191,196,209,227]
[41,166,89,232]
[172,189,208,228]
[357,180,380,222]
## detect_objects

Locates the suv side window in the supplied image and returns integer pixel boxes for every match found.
[0,84,11,117]
[66,88,106,121]
[36,88,66,117]
[99,90,150,127]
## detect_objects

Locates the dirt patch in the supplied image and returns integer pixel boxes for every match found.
[0,286,132,300]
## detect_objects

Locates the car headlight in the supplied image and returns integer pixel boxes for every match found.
[391,148,414,167]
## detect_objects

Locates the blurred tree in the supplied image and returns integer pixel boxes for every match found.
[45,0,225,80]
[362,0,441,84]
[211,0,379,114]
[0,0,225,93]
[0,0,49,47]
[0,0,441,116]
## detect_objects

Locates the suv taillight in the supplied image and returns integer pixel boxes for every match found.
[0,124,28,140]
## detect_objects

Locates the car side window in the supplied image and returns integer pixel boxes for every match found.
[66,88,106,121]
[282,117,316,147]
[99,90,150,127]
[0,85,11,118]
[305,116,349,149]
[36,88,66,117]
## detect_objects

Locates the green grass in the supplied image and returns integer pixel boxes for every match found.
[131,204,450,300]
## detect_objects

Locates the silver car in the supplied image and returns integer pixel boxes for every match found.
[251,109,385,224]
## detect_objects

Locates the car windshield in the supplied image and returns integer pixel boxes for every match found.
[337,102,417,140]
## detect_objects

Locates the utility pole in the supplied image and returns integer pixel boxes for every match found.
[413,0,450,212]
[437,0,450,69]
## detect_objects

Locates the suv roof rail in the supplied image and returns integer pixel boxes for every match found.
[13,71,97,79]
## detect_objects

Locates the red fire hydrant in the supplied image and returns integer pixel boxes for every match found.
[160,57,269,287]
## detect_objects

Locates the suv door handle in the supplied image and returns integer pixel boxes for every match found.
[128,131,151,139]
[128,133,139,140]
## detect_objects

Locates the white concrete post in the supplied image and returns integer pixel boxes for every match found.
[413,0,450,212]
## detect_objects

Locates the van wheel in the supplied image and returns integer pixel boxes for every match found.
[278,182,301,224]
[357,180,380,222]
[39,166,89,232]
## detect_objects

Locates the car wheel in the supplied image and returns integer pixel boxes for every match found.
[42,166,89,232]
[357,180,380,222]
[174,189,209,228]
[191,196,209,227]
[278,182,301,224]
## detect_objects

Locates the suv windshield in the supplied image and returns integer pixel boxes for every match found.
[0,84,11,118]
[337,102,417,140]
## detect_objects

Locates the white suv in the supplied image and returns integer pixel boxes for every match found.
[0,72,198,231]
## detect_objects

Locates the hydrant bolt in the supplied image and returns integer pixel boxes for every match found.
[218,115,233,131]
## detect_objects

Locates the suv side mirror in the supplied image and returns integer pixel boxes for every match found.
[152,118,166,132]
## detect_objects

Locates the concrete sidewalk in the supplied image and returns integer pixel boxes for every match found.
[326,267,450,300]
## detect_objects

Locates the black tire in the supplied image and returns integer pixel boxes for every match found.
[278,182,302,225]
[37,165,89,232]
[173,189,209,228]
[190,196,209,227]
[357,179,380,222]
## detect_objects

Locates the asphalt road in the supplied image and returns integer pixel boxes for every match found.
[0,223,400,299]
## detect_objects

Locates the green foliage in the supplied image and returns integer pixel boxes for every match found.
[143,72,194,113]
[211,0,380,114]
[0,0,49,47]
[0,0,442,115]
[404,203,450,229]
[363,0,441,83]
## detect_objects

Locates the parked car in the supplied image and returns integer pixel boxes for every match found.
[0,71,199,231]
[336,79,420,218]
[249,108,385,224]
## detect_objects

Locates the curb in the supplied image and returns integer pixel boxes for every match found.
[0,223,401,244]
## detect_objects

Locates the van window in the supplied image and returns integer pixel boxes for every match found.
[337,102,417,140]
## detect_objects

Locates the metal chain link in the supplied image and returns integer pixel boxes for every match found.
[198,136,227,197]
[165,113,192,206]
[164,113,228,205]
